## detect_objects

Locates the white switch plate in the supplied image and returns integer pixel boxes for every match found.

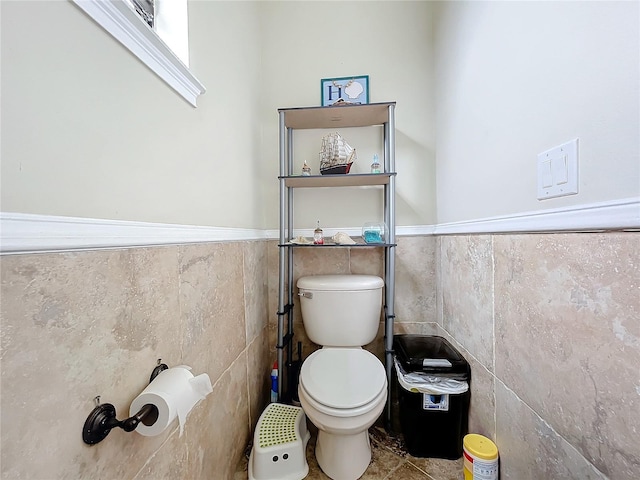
[537,138,579,200]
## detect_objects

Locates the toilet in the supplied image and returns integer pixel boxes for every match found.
[297,274,387,480]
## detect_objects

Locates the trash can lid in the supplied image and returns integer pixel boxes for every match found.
[394,357,469,395]
[393,335,470,376]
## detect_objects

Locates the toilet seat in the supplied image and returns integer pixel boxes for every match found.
[299,381,387,419]
[300,348,386,416]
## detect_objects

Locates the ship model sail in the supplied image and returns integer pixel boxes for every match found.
[319,132,357,175]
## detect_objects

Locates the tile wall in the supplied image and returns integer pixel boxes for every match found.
[2,232,637,479]
[0,241,270,479]
[268,233,639,480]
[438,232,639,480]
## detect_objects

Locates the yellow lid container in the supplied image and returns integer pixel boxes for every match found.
[463,434,499,460]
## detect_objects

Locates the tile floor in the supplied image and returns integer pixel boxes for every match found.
[235,425,463,480]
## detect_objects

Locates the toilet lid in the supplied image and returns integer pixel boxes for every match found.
[300,349,386,409]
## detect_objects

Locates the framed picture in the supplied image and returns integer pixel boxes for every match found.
[321,75,369,106]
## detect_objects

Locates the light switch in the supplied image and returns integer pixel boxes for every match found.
[552,154,568,184]
[541,160,553,188]
[537,139,579,200]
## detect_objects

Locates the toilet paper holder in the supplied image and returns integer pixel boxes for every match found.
[82,359,169,445]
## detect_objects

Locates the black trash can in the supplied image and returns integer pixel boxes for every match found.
[393,334,470,459]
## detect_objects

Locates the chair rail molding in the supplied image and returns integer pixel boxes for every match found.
[1,198,637,254]
[0,213,266,255]
[72,0,205,106]
[432,197,640,235]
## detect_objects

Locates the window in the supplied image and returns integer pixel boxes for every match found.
[73,0,205,106]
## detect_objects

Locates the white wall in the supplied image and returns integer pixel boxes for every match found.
[1,1,264,229]
[1,1,437,230]
[434,1,640,223]
[6,2,633,231]
[258,1,437,229]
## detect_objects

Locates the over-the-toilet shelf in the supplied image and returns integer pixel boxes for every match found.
[275,102,397,432]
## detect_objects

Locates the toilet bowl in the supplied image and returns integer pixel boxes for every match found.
[298,348,387,480]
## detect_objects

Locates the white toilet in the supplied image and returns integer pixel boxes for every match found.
[297,274,387,480]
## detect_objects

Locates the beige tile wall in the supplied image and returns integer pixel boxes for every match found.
[0,241,270,480]
[269,233,639,479]
[2,232,637,479]
[438,232,640,480]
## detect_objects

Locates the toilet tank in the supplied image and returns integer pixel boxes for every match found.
[297,275,384,347]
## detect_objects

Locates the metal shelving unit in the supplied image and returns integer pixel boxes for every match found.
[276,102,396,430]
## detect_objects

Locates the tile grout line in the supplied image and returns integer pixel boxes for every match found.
[404,458,440,480]
[370,429,458,480]
[241,242,254,434]
[491,234,497,439]
[494,375,609,479]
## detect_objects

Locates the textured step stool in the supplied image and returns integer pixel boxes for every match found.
[249,403,310,480]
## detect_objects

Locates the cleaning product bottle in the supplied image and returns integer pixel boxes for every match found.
[270,361,278,403]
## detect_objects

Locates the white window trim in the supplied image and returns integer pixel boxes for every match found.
[72,0,205,107]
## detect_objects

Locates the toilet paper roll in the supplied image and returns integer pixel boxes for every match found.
[129,365,213,437]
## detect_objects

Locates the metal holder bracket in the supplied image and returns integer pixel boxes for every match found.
[82,359,168,445]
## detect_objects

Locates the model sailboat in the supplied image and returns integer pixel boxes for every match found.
[319,132,357,175]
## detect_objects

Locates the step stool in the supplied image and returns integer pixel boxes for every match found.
[249,403,310,480]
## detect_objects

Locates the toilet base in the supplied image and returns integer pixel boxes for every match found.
[316,429,371,480]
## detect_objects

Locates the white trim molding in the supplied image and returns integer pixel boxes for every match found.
[0,213,266,255]
[1,198,637,254]
[433,197,640,235]
[72,0,205,107]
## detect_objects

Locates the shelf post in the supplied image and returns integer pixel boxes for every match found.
[277,111,286,400]
[384,103,396,431]
[286,127,295,401]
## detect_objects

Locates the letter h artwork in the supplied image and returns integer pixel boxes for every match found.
[321,76,369,106]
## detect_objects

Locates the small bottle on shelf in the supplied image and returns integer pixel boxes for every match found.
[302,161,311,176]
[370,154,381,174]
[313,221,324,244]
